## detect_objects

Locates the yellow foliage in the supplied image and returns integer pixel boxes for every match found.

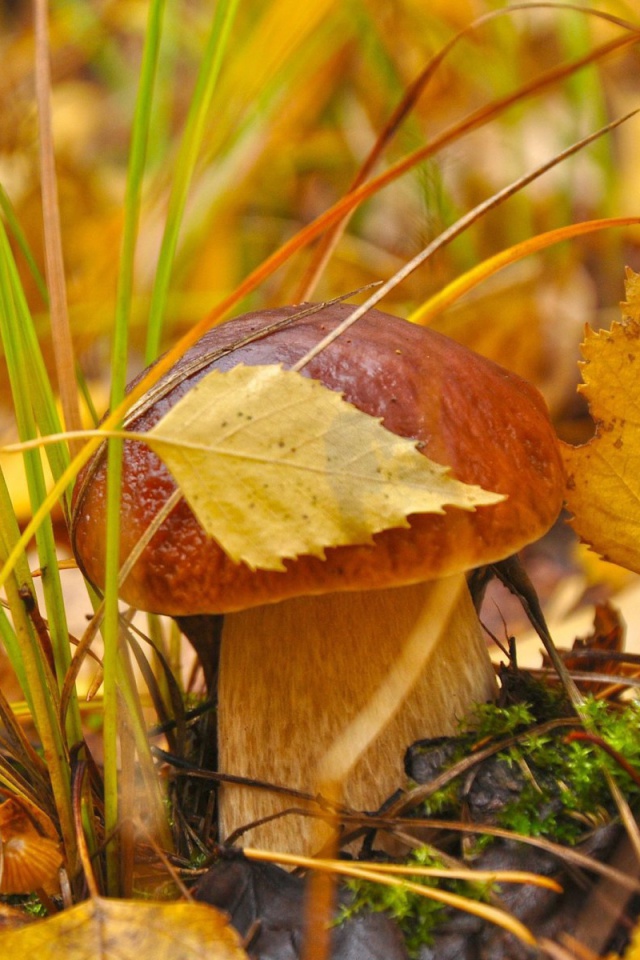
[562,268,640,574]
[624,923,640,960]
[0,897,247,959]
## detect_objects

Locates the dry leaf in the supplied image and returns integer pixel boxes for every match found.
[541,603,631,695]
[562,269,640,574]
[145,363,502,571]
[0,896,247,959]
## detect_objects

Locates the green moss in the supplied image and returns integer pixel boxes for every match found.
[338,848,492,956]
[420,697,640,846]
[344,696,640,954]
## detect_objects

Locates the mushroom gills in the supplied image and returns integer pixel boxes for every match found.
[218,573,496,854]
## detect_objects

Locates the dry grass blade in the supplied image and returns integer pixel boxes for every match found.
[532,668,640,690]
[0,757,49,815]
[410,216,640,326]
[604,775,640,865]
[60,612,103,728]
[0,681,49,784]
[249,847,562,892]
[350,816,640,894]
[296,2,640,302]
[243,847,538,947]
[71,761,99,898]
[125,623,188,756]
[291,109,638,376]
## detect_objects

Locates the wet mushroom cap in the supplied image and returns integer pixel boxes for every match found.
[71,302,566,613]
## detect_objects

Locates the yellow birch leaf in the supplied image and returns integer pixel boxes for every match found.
[145,364,503,571]
[562,268,640,573]
[0,896,246,959]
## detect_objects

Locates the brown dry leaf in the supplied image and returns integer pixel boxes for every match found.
[562,268,640,574]
[541,603,632,695]
[145,363,503,571]
[0,896,247,959]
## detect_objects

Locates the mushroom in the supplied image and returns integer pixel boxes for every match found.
[71,302,565,854]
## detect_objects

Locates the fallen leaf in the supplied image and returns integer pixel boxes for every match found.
[562,268,640,574]
[145,363,503,571]
[542,603,632,695]
[0,896,247,959]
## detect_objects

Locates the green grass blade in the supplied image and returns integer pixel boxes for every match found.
[103,0,168,895]
[0,217,82,873]
[0,466,35,706]
[0,240,69,683]
[0,477,76,870]
[0,225,70,492]
[0,226,81,737]
[0,183,49,305]
[144,0,241,363]
[110,0,167,405]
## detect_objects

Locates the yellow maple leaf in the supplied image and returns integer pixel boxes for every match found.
[144,364,503,571]
[562,268,640,573]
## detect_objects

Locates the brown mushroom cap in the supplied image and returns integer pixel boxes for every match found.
[71,302,565,614]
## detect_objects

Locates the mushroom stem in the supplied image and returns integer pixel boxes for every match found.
[218,572,496,854]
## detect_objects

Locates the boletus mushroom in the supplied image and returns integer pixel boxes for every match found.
[71,302,565,855]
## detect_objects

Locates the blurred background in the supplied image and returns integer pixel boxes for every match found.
[1,0,640,653]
